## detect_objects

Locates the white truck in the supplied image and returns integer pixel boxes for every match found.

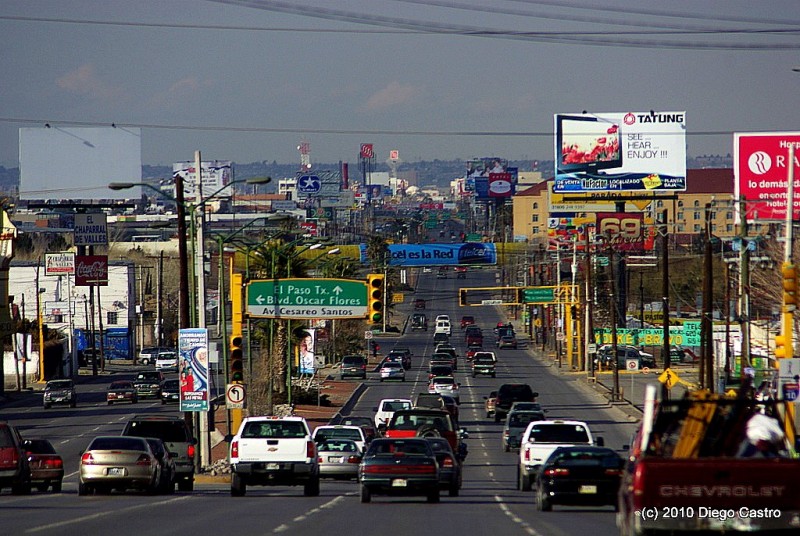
[228,416,320,497]
[517,419,602,491]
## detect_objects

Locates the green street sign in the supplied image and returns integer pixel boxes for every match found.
[246,278,368,319]
[522,287,555,303]
[466,233,482,242]
[424,221,438,229]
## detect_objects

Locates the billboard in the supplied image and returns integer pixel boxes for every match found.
[734,132,800,220]
[553,111,686,193]
[75,255,108,286]
[361,243,497,267]
[172,160,233,202]
[19,127,142,200]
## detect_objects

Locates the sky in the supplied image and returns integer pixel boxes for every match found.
[3,0,800,172]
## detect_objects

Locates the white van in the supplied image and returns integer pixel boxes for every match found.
[435,320,452,336]
[373,398,412,428]
[154,351,178,372]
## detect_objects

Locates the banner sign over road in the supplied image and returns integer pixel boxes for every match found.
[359,243,497,267]
[246,278,368,319]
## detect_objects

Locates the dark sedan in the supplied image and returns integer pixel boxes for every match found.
[23,439,63,493]
[160,379,180,405]
[424,437,462,497]
[358,438,440,503]
[107,380,138,405]
[534,446,624,512]
[497,335,518,349]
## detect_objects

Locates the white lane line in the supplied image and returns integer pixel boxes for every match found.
[494,495,543,536]
[273,495,348,533]
[25,495,193,533]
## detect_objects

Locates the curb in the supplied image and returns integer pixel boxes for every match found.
[330,382,367,423]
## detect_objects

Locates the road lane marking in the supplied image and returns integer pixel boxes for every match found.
[494,495,544,536]
[272,495,349,533]
[25,495,192,533]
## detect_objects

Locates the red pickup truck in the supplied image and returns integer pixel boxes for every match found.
[383,409,459,452]
[618,387,800,535]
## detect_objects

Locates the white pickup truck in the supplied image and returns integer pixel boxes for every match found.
[228,416,320,497]
[517,419,602,491]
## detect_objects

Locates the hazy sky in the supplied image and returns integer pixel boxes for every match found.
[3,0,800,170]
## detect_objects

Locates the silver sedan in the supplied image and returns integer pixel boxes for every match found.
[316,439,362,480]
[78,436,159,495]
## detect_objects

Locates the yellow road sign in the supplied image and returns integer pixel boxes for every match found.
[392,293,404,303]
[658,368,680,390]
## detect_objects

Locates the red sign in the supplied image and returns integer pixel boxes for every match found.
[299,221,318,236]
[488,172,513,198]
[75,255,108,286]
[360,143,374,159]
[597,212,653,252]
[419,203,443,210]
[735,133,800,220]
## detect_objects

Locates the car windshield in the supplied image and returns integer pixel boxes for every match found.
[527,424,590,444]
[319,440,359,452]
[46,380,73,389]
[368,440,430,456]
[125,421,191,442]
[550,449,621,468]
[315,428,363,442]
[241,421,308,439]
[508,412,545,428]
[382,401,412,412]
[89,437,147,451]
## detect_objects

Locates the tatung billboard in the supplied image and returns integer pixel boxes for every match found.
[734,132,800,221]
[553,111,686,193]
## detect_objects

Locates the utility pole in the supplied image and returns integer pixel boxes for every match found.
[661,209,670,401]
[608,238,621,401]
[738,195,751,378]
[702,203,714,391]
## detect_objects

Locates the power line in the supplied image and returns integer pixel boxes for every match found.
[0,116,741,138]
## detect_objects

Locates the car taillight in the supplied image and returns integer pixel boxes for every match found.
[347,455,361,464]
[605,468,622,476]
[360,365,367,370]
[544,468,569,477]
[43,458,63,469]
[230,441,238,458]
[306,441,316,459]
[317,456,323,463]
[187,444,196,459]
[524,448,530,461]
[503,431,509,437]
[81,452,95,465]
[136,454,153,466]
[442,457,454,468]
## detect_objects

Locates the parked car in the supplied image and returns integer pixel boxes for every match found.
[379,361,406,382]
[411,313,428,331]
[160,379,180,404]
[133,370,164,399]
[424,437,462,497]
[78,436,160,495]
[497,335,518,349]
[484,390,498,419]
[358,438,440,503]
[312,425,368,453]
[144,437,176,494]
[106,380,138,405]
[373,399,413,428]
[121,414,196,491]
[317,439,362,480]
[534,446,625,511]
[138,346,174,366]
[22,438,63,493]
[42,379,77,409]
[597,345,656,369]
[460,315,475,329]
[0,422,31,495]
[502,410,547,452]
[340,355,368,380]
[494,383,538,423]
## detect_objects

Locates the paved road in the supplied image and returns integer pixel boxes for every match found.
[0,267,641,536]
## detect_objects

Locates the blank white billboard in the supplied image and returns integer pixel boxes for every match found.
[19,127,142,200]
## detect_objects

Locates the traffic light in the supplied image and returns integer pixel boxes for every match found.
[776,333,791,359]
[367,274,384,324]
[230,335,244,383]
[783,263,797,309]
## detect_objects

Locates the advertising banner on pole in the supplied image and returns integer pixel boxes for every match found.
[179,328,209,412]
[298,328,316,375]
[553,111,686,193]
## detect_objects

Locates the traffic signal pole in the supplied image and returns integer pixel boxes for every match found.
[778,144,796,446]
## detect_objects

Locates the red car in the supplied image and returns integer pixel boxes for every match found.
[460,316,475,329]
[23,439,64,493]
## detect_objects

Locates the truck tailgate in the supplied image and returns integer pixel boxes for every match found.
[629,458,800,532]
[236,438,309,462]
